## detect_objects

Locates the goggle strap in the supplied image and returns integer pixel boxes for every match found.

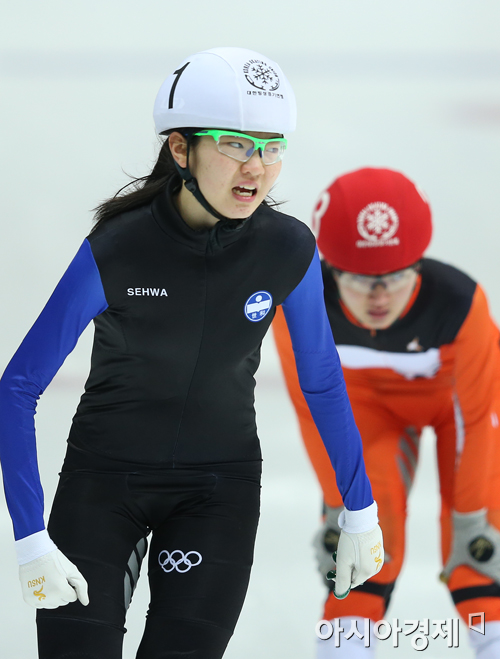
[172,138,234,223]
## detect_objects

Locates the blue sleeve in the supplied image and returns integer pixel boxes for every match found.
[282,247,373,511]
[0,239,108,540]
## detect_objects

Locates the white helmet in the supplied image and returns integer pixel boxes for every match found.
[154,47,296,135]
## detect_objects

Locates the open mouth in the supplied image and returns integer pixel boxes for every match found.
[232,185,257,199]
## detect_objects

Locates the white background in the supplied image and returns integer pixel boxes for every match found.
[1,2,500,657]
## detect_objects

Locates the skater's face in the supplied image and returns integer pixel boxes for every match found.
[334,267,419,329]
[169,130,282,229]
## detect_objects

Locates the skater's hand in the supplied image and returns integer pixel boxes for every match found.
[19,549,89,609]
[441,510,500,584]
[326,502,384,599]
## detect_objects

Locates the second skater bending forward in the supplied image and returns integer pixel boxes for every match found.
[273,167,500,658]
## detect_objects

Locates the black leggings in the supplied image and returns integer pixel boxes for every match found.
[37,457,261,659]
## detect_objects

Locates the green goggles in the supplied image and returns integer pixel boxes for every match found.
[193,130,287,165]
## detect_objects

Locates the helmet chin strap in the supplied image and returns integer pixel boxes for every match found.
[173,138,247,223]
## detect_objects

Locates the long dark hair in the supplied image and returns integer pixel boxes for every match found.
[91,132,283,231]
[91,135,187,232]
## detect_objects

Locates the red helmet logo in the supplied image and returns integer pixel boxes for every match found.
[356,202,400,247]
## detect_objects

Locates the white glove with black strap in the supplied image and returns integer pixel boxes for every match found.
[313,501,384,599]
[16,529,89,609]
[441,509,500,584]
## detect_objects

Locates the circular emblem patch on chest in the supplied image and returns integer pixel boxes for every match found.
[244,291,273,322]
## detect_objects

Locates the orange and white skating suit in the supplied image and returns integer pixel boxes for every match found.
[273,257,500,624]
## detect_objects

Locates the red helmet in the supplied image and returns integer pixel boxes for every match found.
[312,167,432,275]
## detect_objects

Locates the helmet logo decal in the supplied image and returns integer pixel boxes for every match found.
[243,59,280,92]
[356,202,400,248]
[244,291,273,322]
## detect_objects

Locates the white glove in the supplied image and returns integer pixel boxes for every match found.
[19,549,89,609]
[333,523,384,599]
[441,510,500,584]
[314,502,384,600]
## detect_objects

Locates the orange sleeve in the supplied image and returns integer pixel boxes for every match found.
[272,305,342,507]
[452,284,500,512]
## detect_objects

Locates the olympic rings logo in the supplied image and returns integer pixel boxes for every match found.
[158,550,203,573]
